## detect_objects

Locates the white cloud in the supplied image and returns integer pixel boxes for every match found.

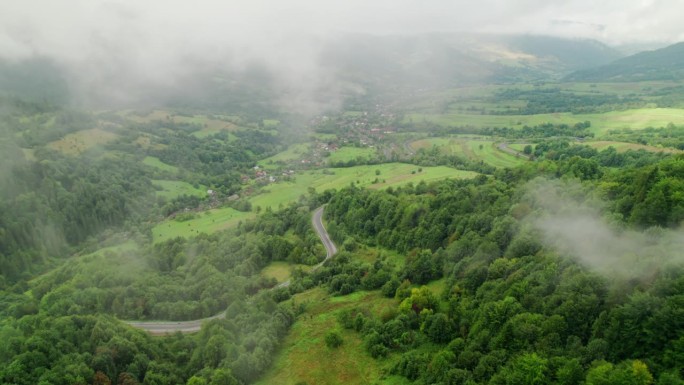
[1,0,682,109]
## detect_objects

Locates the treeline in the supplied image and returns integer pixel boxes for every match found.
[0,297,298,385]
[493,87,642,114]
[1,202,325,385]
[481,122,594,139]
[312,171,683,384]
[0,151,156,285]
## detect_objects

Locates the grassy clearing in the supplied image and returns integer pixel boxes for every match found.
[29,241,145,291]
[249,163,478,211]
[255,288,406,385]
[47,128,118,155]
[585,140,682,153]
[260,261,312,283]
[411,137,526,168]
[192,129,239,139]
[312,133,338,141]
[260,143,310,168]
[143,156,179,173]
[125,110,239,133]
[328,146,376,163]
[263,119,280,128]
[507,143,533,152]
[405,108,684,135]
[152,180,206,199]
[152,207,254,243]
[21,148,36,161]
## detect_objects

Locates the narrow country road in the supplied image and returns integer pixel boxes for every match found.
[126,205,337,334]
[312,205,338,262]
[276,205,337,288]
[497,142,533,160]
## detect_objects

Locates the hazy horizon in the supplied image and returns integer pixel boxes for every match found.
[2,1,683,111]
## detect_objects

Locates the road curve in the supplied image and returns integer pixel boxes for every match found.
[312,205,338,262]
[276,205,337,288]
[497,142,533,160]
[127,206,336,334]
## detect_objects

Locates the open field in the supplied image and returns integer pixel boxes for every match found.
[260,261,312,283]
[404,109,678,132]
[411,137,527,168]
[402,81,679,112]
[249,163,478,211]
[152,180,207,199]
[132,134,166,150]
[254,288,409,385]
[29,240,144,290]
[507,143,534,152]
[152,207,254,243]
[263,119,280,128]
[584,140,683,153]
[143,156,179,173]
[260,143,310,168]
[124,109,240,133]
[328,146,376,163]
[21,148,36,161]
[47,128,118,155]
[405,108,684,135]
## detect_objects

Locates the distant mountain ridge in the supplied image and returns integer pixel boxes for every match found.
[565,41,684,82]
[324,33,623,92]
[0,33,624,110]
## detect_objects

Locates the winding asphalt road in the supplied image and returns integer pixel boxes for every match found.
[126,205,337,334]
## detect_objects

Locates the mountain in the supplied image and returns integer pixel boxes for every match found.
[0,34,623,112]
[322,33,622,93]
[0,57,70,103]
[565,41,684,82]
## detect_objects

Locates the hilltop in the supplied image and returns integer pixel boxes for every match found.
[566,41,684,82]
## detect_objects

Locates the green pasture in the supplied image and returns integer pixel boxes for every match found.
[405,108,684,135]
[47,128,118,155]
[152,207,254,243]
[254,288,407,385]
[327,146,376,163]
[249,163,478,211]
[260,143,310,168]
[152,180,206,199]
[260,261,312,284]
[507,143,534,152]
[143,156,179,173]
[411,137,526,168]
[29,241,144,291]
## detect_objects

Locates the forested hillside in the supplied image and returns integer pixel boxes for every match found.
[566,42,684,82]
[287,154,684,384]
[1,15,684,385]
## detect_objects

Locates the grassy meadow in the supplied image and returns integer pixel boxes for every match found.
[260,143,311,168]
[260,261,312,284]
[152,180,207,199]
[47,128,118,155]
[405,108,684,134]
[249,163,478,211]
[152,207,254,243]
[411,137,527,168]
[143,156,179,173]
[254,288,409,385]
[327,146,377,163]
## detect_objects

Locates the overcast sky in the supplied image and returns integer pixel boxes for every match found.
[2,0,682,62]
[2,0,682,108]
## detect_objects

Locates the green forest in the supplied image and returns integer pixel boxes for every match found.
[2,12,684,385]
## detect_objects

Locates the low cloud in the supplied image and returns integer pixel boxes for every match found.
[526,178,684,280]
[2,1,684,113]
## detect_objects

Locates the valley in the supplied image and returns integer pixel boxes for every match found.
[1,23,684,385]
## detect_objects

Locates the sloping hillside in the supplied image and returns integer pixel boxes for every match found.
[566,41,684,82]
